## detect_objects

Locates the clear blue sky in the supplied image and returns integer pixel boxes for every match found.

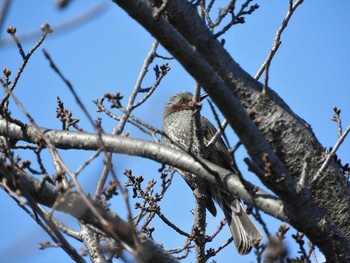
[1,1,350,262]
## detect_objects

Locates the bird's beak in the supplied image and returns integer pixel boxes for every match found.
[200,93,208,101]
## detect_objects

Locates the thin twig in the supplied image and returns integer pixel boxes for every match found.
[156,209,191,237]
[94,40,159,202]
[203,0,215,30]
[311,125,350,184]
[206,237,233,260]
[155,53,174,60]
[132,63,169,108]
[153,0,168,19]
[91,42,160,251]
[228,141,242,155]
[206,219,226,242]
[113,40,159,135]
[49,211,83,241]
[43,49,96,130]
[191,82,207,263]
[331,106,342,138]
[206,118,228,149]
[74,148,102,177]
[307,240,318,263]
[254,0,304,91]
[298,157,309,190]
[214,0,259,39]
[0,24,52,110]
[167,238,193,257]
[206,99,231,149]
[95,99,161,140]
[211,0,235,31]
[0,2,108,46]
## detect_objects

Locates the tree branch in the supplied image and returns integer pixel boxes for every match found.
[0,119,284,221]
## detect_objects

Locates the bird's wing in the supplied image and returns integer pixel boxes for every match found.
[201,116,236,172]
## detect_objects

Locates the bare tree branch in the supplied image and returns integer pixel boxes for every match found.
[0,119,284,221]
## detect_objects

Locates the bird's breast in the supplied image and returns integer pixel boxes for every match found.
[162,111,200,152]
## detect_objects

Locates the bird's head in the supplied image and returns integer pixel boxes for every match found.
[163,92,208,119]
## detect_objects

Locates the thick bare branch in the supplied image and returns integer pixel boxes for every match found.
[0,119,284,221]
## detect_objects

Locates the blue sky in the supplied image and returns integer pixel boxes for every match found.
[1,0,349,262]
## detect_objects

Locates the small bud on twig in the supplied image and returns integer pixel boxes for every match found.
[41,23,53,34]
[7,26,16,34]
[332,106,341,115]
[3,68,11,78]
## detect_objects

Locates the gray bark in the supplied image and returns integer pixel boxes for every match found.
[112,0,350,261]
[0,119,283,220]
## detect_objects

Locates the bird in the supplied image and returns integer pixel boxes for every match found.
[162,91,263,255]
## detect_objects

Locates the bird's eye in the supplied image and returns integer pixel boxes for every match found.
[180,98,186,102]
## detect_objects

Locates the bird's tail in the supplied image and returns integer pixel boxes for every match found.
[217,193,263,255]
